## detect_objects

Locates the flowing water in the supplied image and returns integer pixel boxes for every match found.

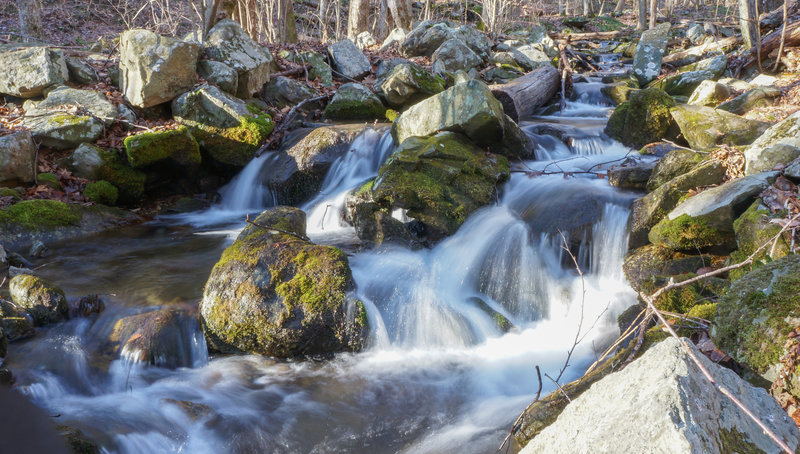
[2,76,646,453]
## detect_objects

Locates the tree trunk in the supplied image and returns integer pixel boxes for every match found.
[614,0,626,13]
[16,0,43,41]
[489,66,561,122]
[283,0,298,43]
[648,0,657,28]
[387,0,413,30]
[319,0,330,41]
[740,0,758,48]
[347,0,370,38]
[638,0,647,30]
[375,0,390,41]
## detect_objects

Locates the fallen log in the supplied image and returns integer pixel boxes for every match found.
[662,35,741,65]
[552,30,633,41]
[489,66,560,122]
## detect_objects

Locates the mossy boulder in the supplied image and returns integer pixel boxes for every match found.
[670,105,770,152]
[604,87,677,149]
[84,180,118,205]
[123,126,201,168]
[322,83,386,121]
[262,75,318,109]
[0,199,139,250]
[105,305,203,368]
[200,207,367,358]
[744,110,800,175]
[727,199,791,280]
[646,148,708,192]
[687,80,730,107]
[376,63,446,109]
[623,244,716,293]
[649,172,778,251]
[629,160,726,248]
[0,299,35,341]
[638,272,729,314]
[601,81,639,106]
[36,173,62,191]
[0,188,21,201]
[371,132,509,239]
[714,254,800,383]
[9,274,68,326]
[647,70,716,97]
[172,84,274,166]
[58,144,146,203]
[21,113,104,150]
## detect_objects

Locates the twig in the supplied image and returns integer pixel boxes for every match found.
[497,365,541,454]
[773,0,789,72]
[245,214,310,241]
[555,231,586,383]
[255,93,333,156]
[544,373,571,402]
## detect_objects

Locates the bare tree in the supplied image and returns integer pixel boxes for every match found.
[638,0,647,30]
[347,0,370,38]
[649,0,657,28]
[614,0,626,13]
[16,0,43,41]
[387,0,413,30]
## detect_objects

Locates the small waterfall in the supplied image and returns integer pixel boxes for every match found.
[304,129,395,234]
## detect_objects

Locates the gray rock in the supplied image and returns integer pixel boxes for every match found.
[59,143,105,179]
[28,240,47,258]
[400,21,453,57]
[392,79,533,159]
[327,39,371,80]
[632,22,671,86]
[376,63,445,109]
[204,19,273,98]
[607,160,656,190]
[670,105,770,151]
[197,60,238,95]
[283,51,333,87]
[119,29,200,108]
[0,131,36,185]
[0,47,68,98]
[521,337,800,454]
[380,28,408,50]
[356,31,376,49]
[649,69,717,96]
[116,103,137,127]
[681,53,727,78]
[785,158,800,179]
[322,83,385,121]
[526,25,558,58]
[263,75,317,109]
[512,44,552,70]
[432,38,482,73]
[24,86,117,125]
[745,110,800,175]
[686,23,706,44]
[687,80,730,107]
[750,73,778,87]
[668,172,777,222]
[718,85,781,115]
[9,274,69,326]
[65,56,98,84]
[22,113,104,150]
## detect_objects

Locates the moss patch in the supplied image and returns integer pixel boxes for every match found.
[84,180,119,205]
[605,87,677,149]
[0,200,81,228]
[93,149,147,203]
[123,125,201,168]
[649,213,734,250]
[192,114,274,166]
[37,173,62,190]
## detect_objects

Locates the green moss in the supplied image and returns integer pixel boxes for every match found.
[649,213,733,250]
[0,200,81,228]
[49,114,88,126]
[729,200,789,278]
[385,109,399,122]
[275,247,349,316]
[718,427,767,454]
[686,302,717,321]
[605,87,677,149]
[37,173,62,190]
[123,126,201,168]
[84,180,119,205]
[0,188,21,200]
[638,272,728,314]
[589,15,625,31]
[95,152,146,204]
[193,114,274,166]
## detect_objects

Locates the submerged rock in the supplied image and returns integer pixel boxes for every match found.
[0,46,68,98]
[521,337,800,454]
[670,105,769,151]
[604,87,676,149]
[200,207,367,358]
[9,274,68,326]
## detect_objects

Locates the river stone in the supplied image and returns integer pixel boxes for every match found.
[262,75,317,109]
[381,28,407,50]
[197,60,238,95]
[200,206,368,358]
[521,337,800,454]
[0,131,36,185]
[123,126,201,168]
[392,79,534,159]
[9,274,68,326]
[687,80,730,107]
[0,47,68,98]
[720,86,780,115]
[745,110,800,175]
[649,172,778,250]
[646,148,708,192]
[172,84,274,166]
[376,63,445,109]
[0,298,35,342]
[65,56,98,85]
[670,105,770,151]
[679,54,728,78]
[107,305,205,369]
[24,86,117,125]
[632,22,671,86]
[605,87,677,149]
[432,38,482,73]
[356,31,376,49]
[262,124,371,205]
[714,255,800,386]
[372,132,509,239]
[322,83,385,121]
[327,39,371,80]
[607,160,656,190]
[119,29,200,108]
[204,19,273,98]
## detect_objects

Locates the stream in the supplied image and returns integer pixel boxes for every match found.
[3,74,646,453]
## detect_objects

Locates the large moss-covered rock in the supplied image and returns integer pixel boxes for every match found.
[119,29,200,108]
[0,46,68,98]
[623,244,715,293]
[204,19,273,98]
[687,80,730,107]
[647,70,716,97]
[392,80,534,159]
[714,255,800,383]
[106,305,204,368]
[9,274,68,326]
[0,200,139,250]
[728,199,791,280]
[322,83,385,121]
[376,63,446,109]
[632,22,671,86]
[744,110,800,175]
[372,132,509,238]
[123,126,201,168]
[172,84,273,166]
[629,160,726,248]
[84,180,118,205]
[200,207,367,357]
[604,87,676,149]
[649,172,778,250]
[24,86,117,125]
[601,81,639,106]
[262,124,371,205]
[646,148,708,192]
[670,105,770,151]
[718,86,781,115]
[0,131,36,185]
